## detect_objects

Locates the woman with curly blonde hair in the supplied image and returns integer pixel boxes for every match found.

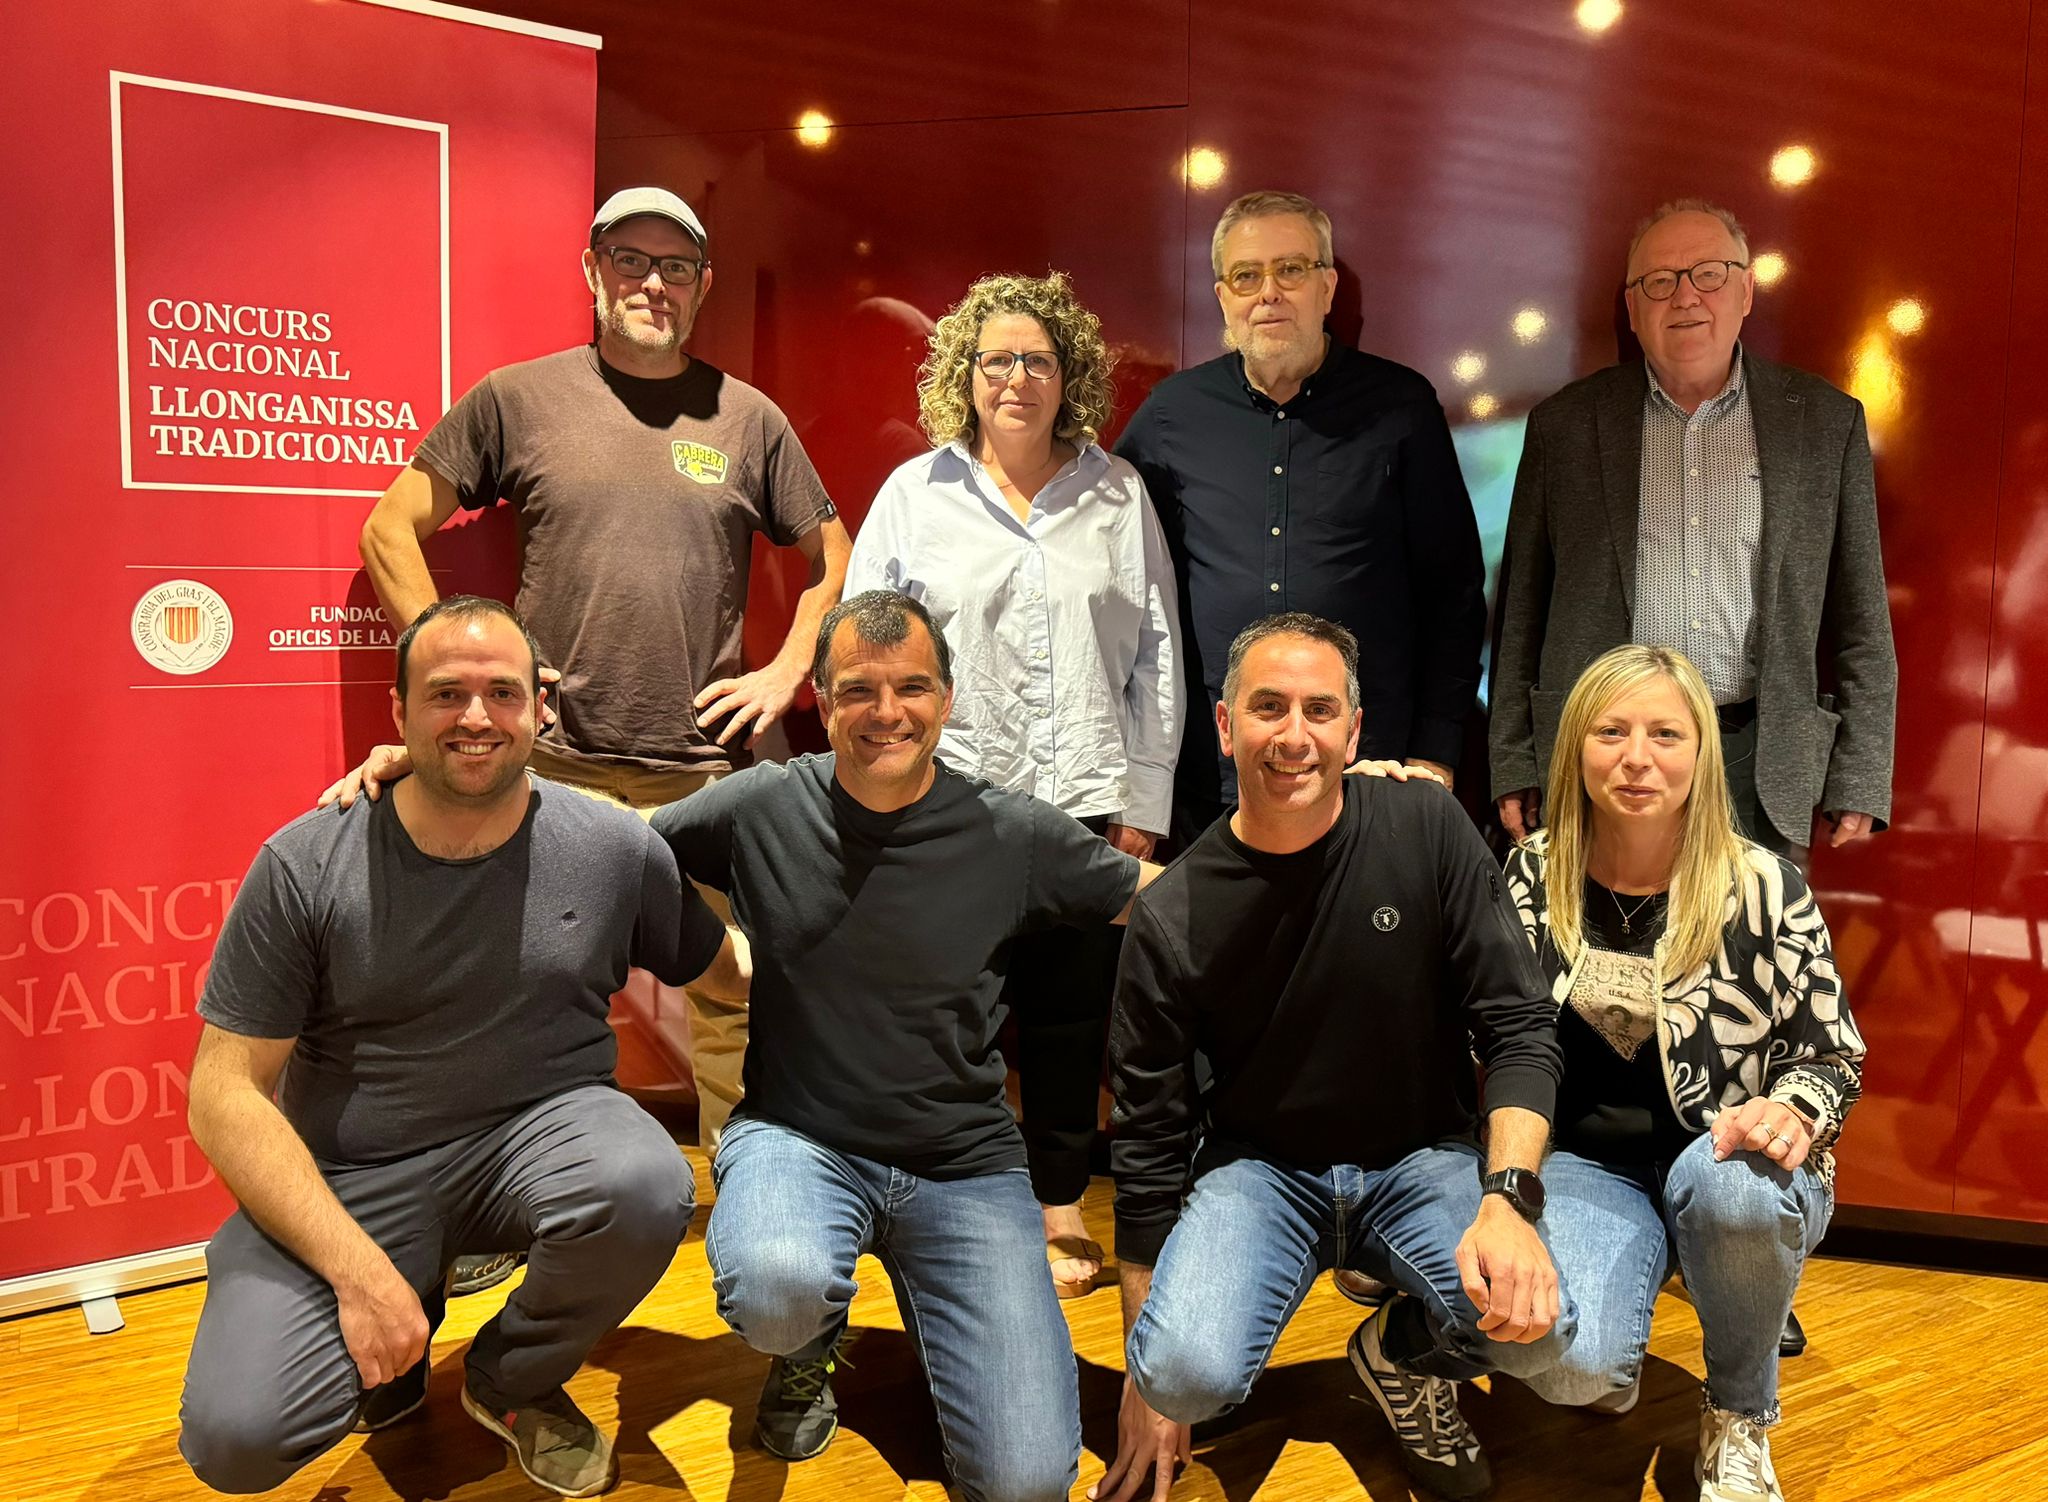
[848,270,1181,1302]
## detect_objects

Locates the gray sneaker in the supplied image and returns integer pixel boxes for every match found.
[449,1251,525,1296]
[460,1378,617,1497]
[1347,1300,1491,1500]
[754,1349,841,1461]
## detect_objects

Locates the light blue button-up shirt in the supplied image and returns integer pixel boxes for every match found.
[847,441,1183,833]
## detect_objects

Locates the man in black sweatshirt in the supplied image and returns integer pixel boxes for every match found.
[1093,613,1573,1502]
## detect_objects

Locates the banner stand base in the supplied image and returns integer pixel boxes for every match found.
[0,1243,207,1323]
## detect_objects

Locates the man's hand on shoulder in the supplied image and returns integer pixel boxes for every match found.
[1455,1196,1559,1345]
[318,744,413,809]
[1343,758,1450,788]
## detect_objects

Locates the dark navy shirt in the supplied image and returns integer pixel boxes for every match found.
[1116,343,1485,817]
[653,755,1139,1179]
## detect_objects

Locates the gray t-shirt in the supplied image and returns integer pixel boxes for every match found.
[415,346,838,774]
[200,780,725,1168]
[652,754,1139,1179]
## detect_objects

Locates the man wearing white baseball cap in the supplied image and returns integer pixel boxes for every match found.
[359,184,850,1170]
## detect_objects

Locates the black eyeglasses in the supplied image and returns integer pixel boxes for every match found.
[973,349,1061,381]
[1627,259,1748,301]
[597,243,708,286]
[1222,257,1329,296]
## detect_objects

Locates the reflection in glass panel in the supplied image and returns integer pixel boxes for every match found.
[1887,298,1928,336]
[1847,330,1904,431]
[1451,351,1485,384]
[797,110,833,148]
[1753,251,1787,286]
[1511,307,1548,343]
[1451,412,1530,707]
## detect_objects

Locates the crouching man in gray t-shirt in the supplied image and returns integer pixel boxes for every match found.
[177,596,741,1500]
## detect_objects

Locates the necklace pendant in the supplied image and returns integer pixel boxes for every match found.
[1621,916,1630,934]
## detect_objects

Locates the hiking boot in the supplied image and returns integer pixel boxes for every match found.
[460,1377,617,1497]
[449,1251,525,1296]
[1347,1300,1491,1500]
[754,1349,841,1461]
[1697,1404,1784,1502]
[353,1357,429,1433]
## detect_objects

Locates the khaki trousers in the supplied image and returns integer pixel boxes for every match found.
[528,739,748,1148]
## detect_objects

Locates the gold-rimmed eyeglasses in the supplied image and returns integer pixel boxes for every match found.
[1221,257,1329,296]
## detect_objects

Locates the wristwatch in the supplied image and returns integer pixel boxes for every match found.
[1481,1168,1546,1222]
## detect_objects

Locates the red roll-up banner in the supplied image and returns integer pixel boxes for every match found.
[0,0,600,1296]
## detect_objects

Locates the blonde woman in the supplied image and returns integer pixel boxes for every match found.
[846,271,1180,1300]
[1502,644,1863,1502]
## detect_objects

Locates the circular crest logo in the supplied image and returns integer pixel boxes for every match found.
[1372,906,1400,932]
[132,579,233,675]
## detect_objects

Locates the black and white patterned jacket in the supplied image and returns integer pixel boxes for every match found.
[1503,838,1865,1170]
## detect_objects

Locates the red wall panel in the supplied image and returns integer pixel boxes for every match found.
[1957,0,2048,1223]
[0,0,597,1277]
[485,0,2048,1224]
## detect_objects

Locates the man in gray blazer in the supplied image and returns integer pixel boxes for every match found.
[1490,200,1896,854]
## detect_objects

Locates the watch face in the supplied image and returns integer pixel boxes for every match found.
[1518,1171,1546,1214]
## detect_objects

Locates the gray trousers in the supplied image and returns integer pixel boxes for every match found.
[178,1084,692,1494]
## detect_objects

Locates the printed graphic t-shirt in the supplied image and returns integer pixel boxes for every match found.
[416,346,837,773]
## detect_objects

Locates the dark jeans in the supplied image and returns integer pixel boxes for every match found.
[1006,814,1121,1206]
[1718,701,1803,861]
[1009,920,1123,1205]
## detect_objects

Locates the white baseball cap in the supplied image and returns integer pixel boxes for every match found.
[590,187,708,255]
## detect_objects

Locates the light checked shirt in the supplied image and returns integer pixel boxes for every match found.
[1634,348,1763,704]
[848,442,1182,833]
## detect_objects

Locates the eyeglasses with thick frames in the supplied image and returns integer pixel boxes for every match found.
[1626,259,1748,301]
[597,243,708,287]
[1222,257,1329,296]
[973,349,1061,381]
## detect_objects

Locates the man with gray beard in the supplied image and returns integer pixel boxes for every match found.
[358,187,850,1170]
[1116,190,1485,847]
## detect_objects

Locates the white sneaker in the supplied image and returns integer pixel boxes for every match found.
[1697,1404,1784,1501]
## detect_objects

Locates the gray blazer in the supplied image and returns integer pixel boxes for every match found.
[1488,355,1896,843]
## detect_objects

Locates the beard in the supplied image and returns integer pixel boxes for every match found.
[408,734,533,807]
[597,283,692,357]
[1221,316,1323,371]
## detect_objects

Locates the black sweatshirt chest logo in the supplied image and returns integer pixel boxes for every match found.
[1373,906,1400,932]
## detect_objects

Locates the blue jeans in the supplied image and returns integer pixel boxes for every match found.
[1128,1138,1577,1424]
[1524,1133,1833,1424]
[705,1114,1079,1502]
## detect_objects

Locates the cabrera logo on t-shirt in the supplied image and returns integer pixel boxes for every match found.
[672,440,730,485]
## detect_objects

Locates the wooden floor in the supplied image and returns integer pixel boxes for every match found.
[6,1149,2046,1502]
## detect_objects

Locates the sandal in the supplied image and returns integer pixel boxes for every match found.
[1046,1235,1112,1300]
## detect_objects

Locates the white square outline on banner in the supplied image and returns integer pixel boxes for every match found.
[109,71,451,499]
